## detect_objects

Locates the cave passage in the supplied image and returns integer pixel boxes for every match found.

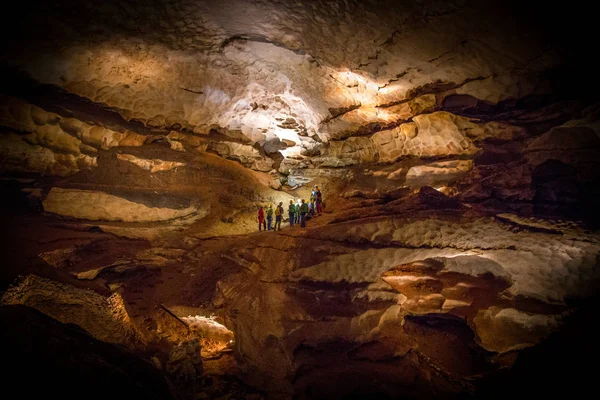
[1,1,599,399]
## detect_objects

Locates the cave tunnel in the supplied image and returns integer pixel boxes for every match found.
[1,1,599,399]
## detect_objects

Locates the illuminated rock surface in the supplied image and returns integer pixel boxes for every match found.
[0,1,598,399]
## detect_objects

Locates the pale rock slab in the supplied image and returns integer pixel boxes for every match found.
[43,187,200,222]
[117,153,186,173]
[473,306,564,353]
[405,159,473,188]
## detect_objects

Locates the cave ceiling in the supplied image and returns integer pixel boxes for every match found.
[2,0,591,149]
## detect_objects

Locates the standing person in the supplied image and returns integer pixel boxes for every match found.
[296,199,302,223]
[308,198,315,216]
[315,186,323,215]
[300,199,309,228]
[274,201,283,231]
[257,205,266,231]
[310,185,317,203]
[288,200,296,226]
[266,204,274,231]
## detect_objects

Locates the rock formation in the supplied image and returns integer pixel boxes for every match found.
[0,1,598,399]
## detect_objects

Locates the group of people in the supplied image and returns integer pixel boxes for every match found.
[257,185,324,231]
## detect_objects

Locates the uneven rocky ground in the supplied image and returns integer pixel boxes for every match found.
[1,183,599,399]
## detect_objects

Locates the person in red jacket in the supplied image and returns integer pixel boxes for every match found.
[257,205,266,231]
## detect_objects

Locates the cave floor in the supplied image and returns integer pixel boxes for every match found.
[1,189,599,400]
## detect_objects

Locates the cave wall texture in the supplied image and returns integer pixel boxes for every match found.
[1,1,599,399]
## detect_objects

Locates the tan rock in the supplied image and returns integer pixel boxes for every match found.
[117,154,186,173]
[454,75,541,105]
[207,141,274,172]
[0,133,97,177]
[405,160,473,188]
[473,307,563,353]
[43,187,200,222]
[0,274,143,348]
[269,178,282,190]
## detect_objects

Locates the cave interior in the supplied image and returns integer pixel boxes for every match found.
[1,1,599,399]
